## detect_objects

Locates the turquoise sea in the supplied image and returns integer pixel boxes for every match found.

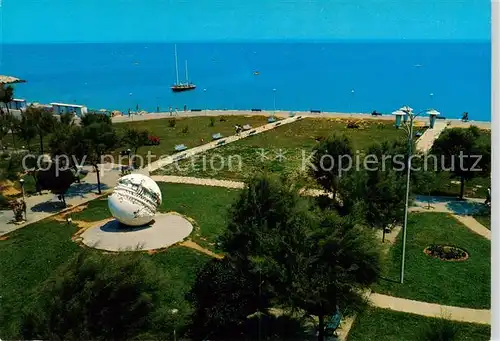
[0,41,491,120]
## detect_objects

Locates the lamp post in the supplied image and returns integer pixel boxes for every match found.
[350,89,355,112]
[203,88,207,115]
[127,149,132,170]
[170,308,179,341]
[399,106,429,284]
[272,88,276,114]
[19,178,26,221]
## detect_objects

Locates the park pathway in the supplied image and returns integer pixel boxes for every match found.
[0,115,301,235]
[146,115,302,172]
[370,293,490,325]
[152,175,490,239]
[150,174,492,336]
[415,120,448,153]
[0,164,130,236]
[411,196,490,240]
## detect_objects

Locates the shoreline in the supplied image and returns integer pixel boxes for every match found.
[110,109,491,129]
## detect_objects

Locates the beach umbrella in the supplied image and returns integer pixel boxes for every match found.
[399,106,413,114]
[426,109,440,116]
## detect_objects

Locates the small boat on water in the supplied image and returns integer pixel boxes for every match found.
[171,44,196,92]
[254,71,260,75]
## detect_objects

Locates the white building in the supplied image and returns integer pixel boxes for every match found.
[50,102,88,116]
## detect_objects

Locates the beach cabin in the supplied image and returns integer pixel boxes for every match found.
[51,103,88,116]
[5,99,27,111]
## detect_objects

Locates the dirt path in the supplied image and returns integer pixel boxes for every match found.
[180,240,224,259]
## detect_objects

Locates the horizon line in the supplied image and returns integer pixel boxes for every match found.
[0,38,492,45]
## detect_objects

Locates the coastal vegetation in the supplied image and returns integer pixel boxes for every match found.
[0,172,491,340]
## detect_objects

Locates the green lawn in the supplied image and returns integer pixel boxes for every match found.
[0,182,238,338]
[153,118,414,181]
[426,128,490,199]
[113,115,269,162]
[374,212,490,309]
[348,307,490,341]
[429,173,490,199]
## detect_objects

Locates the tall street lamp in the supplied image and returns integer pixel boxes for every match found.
[170,308,179,341]
[19,178,26,220]
[398,106,430,284]
[272,88,277,113]
[203,88,207,115]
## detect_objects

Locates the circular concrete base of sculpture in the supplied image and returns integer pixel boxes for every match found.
[80,213,193,252]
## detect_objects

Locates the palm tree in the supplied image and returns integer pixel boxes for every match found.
[25,106,57,154]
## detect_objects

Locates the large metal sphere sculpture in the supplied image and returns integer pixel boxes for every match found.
[108,174,162,226]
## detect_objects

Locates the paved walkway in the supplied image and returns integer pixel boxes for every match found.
[370,293,490,325]
[412,196,490,240]
[111,109,491,130]
[0,164,125,236]
[416,120,448,153]
[147,115,301,172]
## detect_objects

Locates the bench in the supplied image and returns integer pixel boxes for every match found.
[274,122,281,127]
[190,108,202,112]
[248,130,257,135]
[216,139,226,146]
[325,310,342,336]
[310,109,321,113]
[173,153,187,161]
[268,116,277,123]
[212,133,223,140]
[174,144,188,152]
[436,116,446,120]
[251,108,262,112]
[296,116,302,120]
[371,111,383,116]
[242,124,252,131]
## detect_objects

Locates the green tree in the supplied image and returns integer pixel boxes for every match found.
[0,84,14,116]
[58,112,76,128]
[363,141,408,242]
[414,169,439,209]
[14,112,37,152]
[0,113,10,149]
[48,126,88,183]
[221,175,383,341]
[83,120,118,194]
[35,160,76,206]
[188,258,267,340]
[122,128,149,167]
[431,126,490,199]
[309,134,354,201]
[80,112,112,126]
[20,251,184,341]
[25,106,57,154]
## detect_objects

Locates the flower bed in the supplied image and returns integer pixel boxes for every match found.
[146,135,161,146]
[424,244,469,262]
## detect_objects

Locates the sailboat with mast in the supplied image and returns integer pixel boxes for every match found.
[171,44,196,92]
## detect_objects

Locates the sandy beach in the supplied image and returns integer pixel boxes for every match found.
[111,109,491,130]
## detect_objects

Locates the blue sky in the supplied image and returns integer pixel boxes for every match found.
[0,0,491,43]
